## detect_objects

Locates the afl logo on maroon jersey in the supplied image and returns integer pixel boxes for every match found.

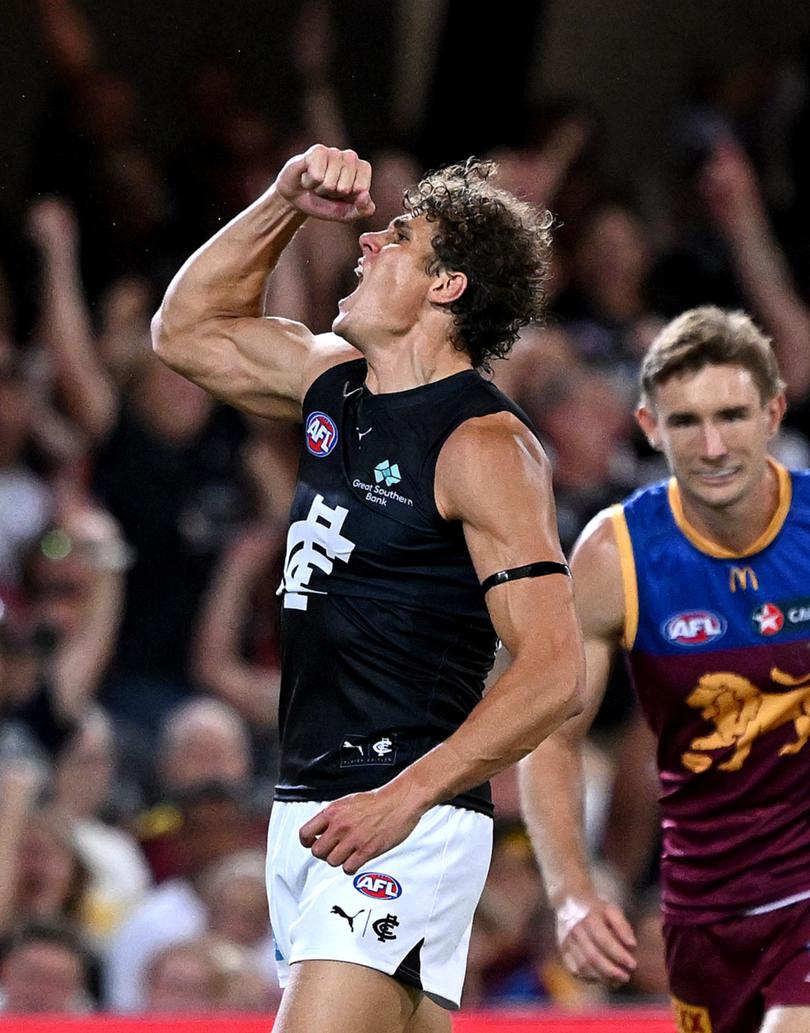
[353,872,402,900]
[305,411,338,457]
[751,602,785,636]
[663,610,727,646]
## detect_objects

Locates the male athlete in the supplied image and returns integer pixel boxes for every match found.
[521,307,810,1033]
[153,145,584,1032]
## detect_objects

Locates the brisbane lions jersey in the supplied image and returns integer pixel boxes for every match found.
[613,462,810,922]
[274,357,535,816]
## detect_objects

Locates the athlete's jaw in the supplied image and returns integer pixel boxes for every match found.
[680,459,753,509]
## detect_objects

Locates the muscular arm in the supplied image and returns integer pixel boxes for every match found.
[151,145,374,419]
[300,412,585,871]
[520,511,637,985]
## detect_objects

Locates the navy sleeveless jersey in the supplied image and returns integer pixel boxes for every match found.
[614,463,810,922]
[275,357,534,815]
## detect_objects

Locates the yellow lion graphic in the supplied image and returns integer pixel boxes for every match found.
[681,667,810,773]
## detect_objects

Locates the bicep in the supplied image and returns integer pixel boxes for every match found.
[155,311,357,421]
[189,316,313,420]
[566,519,626,726]
[439,415,574,659]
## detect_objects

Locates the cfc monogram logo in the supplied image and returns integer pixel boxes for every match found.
[279,494,356,610]
[372,914,399,943]
[681,667,810,773]
[671,995,712,1033]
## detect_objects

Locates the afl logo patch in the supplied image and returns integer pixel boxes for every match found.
[353,872,402,900]
[663,611,727,646]
[751,602,785,636]
[305,411,338,457]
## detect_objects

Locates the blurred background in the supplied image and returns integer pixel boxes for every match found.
[1,0,810,1018]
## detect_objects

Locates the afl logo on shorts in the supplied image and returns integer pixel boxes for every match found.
[663,610,726,646]
[305,412,338,457]
[353,872,402,900]
[751,602,785,636]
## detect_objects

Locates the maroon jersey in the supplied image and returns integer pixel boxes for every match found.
[615,464,810,922]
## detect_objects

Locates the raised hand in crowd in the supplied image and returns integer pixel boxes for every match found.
[699,138,810,400]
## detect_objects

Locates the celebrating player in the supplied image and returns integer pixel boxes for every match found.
[153,144,584,1033]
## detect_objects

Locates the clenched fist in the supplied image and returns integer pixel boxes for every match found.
[275,144,375,223]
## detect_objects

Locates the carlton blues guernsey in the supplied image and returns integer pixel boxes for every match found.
[613,462,810,923]
[274,357,533,816]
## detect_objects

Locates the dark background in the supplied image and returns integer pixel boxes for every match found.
[3,0,810,218]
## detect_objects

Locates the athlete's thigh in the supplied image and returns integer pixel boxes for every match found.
[760,1006,810,1033]
[274,959,421,1033]
[405,994,451,1033]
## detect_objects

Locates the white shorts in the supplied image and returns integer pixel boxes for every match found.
[266,800,493,1010]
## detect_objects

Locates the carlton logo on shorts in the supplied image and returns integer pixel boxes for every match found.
[353,872,402,900]
[305,411,339,457]
[662,610,726,646]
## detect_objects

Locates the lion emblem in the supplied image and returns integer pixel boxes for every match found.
[681,667,810,773]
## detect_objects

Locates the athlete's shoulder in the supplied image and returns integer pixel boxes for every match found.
[572,506,622,569]
[436,409,550,523]
[440,408,545,473]
[466,373,537,430]
[788,466,810,506]
[302,332,364,398]
[620,475,670,513]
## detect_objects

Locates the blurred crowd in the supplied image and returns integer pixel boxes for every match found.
[2,0,810,1016]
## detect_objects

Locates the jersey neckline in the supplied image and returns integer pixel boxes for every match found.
[358,363,481,409]
[666,458,792,559]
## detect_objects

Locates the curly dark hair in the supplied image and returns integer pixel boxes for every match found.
[402,157,553,369]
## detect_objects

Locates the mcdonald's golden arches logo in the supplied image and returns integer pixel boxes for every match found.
[729,566,758,593]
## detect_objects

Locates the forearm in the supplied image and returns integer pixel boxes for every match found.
[155,187,306,344]
[721,210,810,396]
[0,782,35,934]
[51,568,124,717]
[38,247,117,439]
[385,652,582,815]
[518,727,595,906]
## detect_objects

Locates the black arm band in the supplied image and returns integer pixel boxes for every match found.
[481,561,571,594]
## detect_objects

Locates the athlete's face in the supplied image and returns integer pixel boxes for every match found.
[333,214,452,344]
[636,363,785,511]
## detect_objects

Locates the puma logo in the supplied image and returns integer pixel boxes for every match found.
[682,667,810,773]
[331,905,364,931]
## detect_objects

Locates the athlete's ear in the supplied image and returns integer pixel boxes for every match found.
[429,269,467,307]
[636,402,662,450]
[764,391,787,438]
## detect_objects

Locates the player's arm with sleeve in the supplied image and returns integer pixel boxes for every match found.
[151,145,374,419]
[519,510,637,986]
[300,412,586,870]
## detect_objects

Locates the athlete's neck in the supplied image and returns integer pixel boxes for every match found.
[361,334,473,395]
[676,462,781,554]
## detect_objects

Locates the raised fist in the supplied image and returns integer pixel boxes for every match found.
[275,144,375,223]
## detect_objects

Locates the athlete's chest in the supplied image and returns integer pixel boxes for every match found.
[636,528,810,655]
[299,401,436,532]
[629,527,810,763]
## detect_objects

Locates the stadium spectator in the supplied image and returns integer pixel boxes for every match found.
[104,782,261,1011]
[28,198,252,738]
[51,707,152,945]
[136,698,257,881]
[0,919,94,1014]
